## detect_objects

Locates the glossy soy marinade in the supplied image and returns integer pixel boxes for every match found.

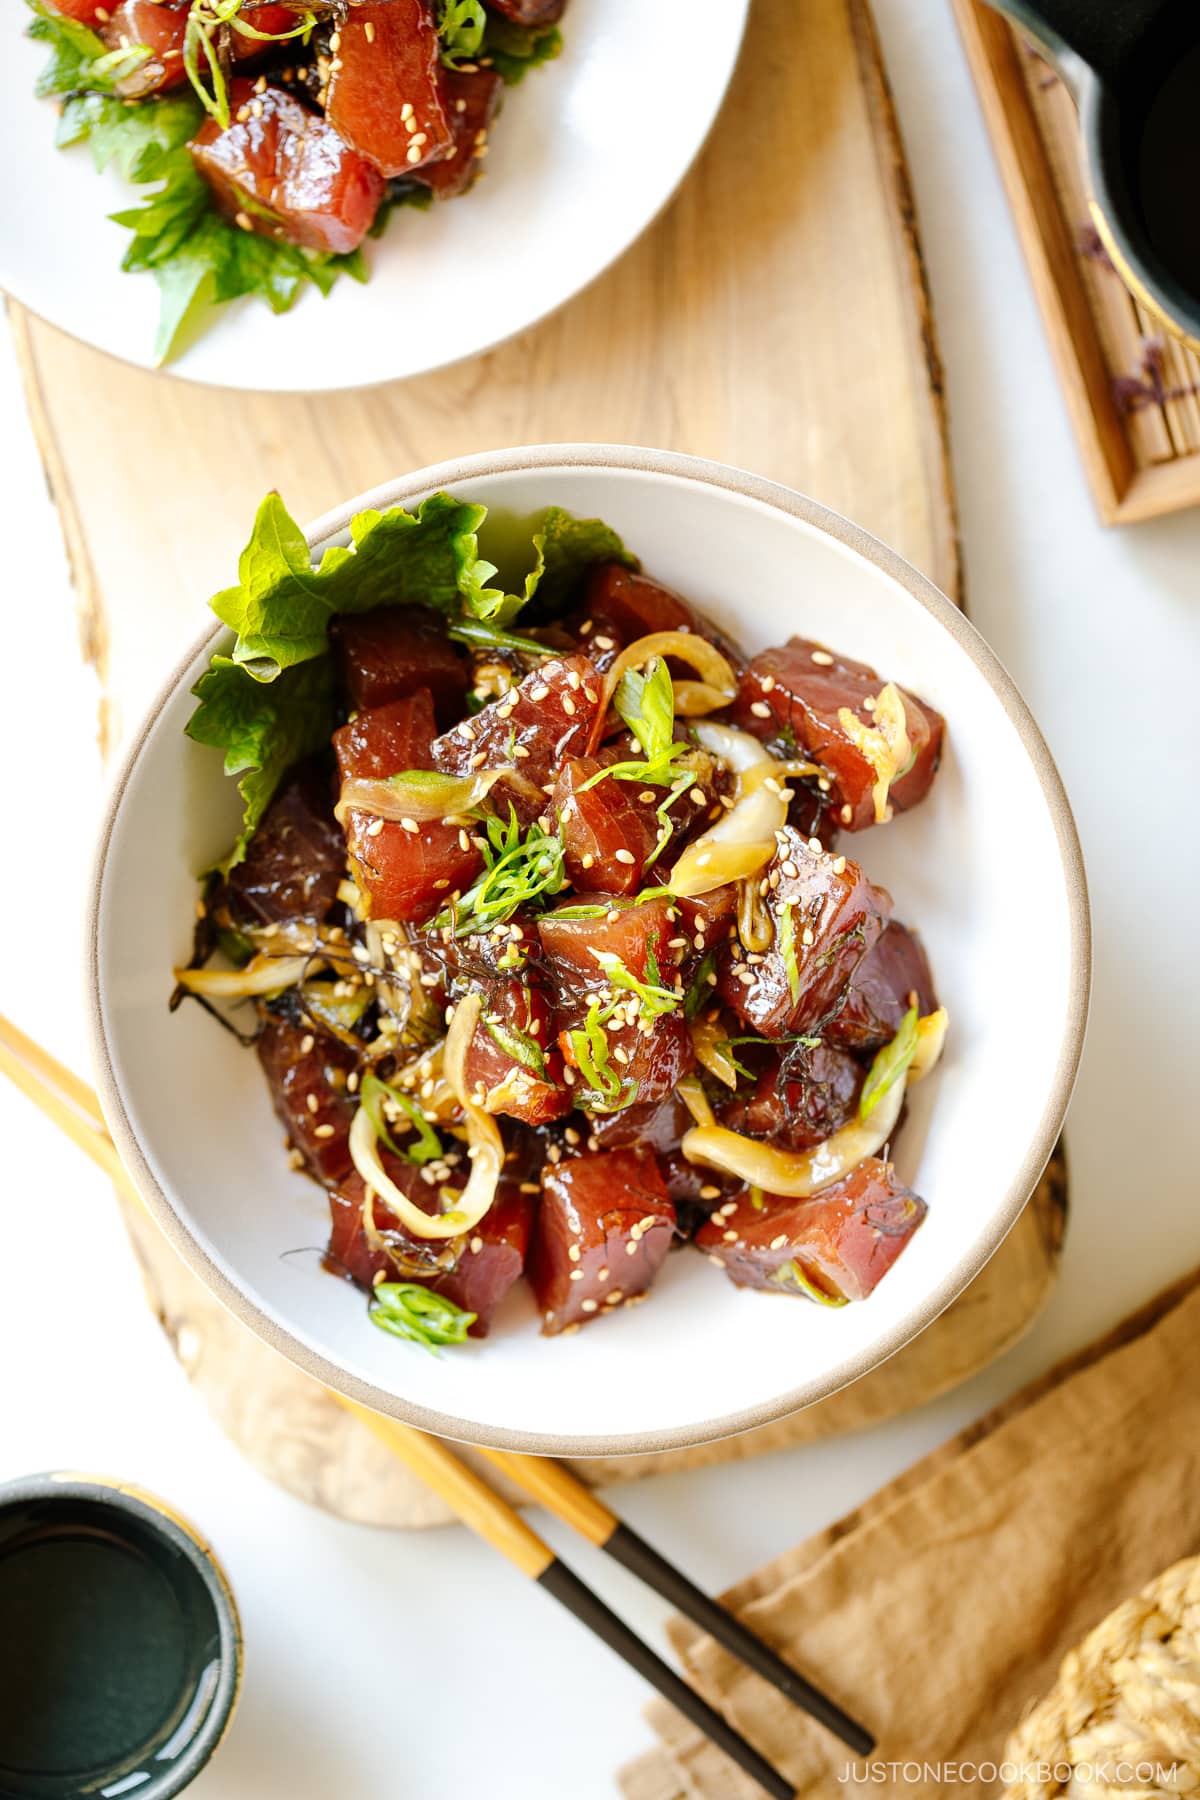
[178,498,949,1350]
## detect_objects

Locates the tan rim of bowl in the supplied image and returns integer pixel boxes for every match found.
[86,444,1092,1456]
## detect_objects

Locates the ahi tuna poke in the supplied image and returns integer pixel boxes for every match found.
[176,490,949,1350]
[26,0,565,360]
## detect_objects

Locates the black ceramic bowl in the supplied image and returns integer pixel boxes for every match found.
[0,1474,241,1800]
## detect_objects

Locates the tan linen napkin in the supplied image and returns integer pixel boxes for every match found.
[620,1273,1200,1799]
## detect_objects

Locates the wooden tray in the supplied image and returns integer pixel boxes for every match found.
[12,0,1069,1526]
[954,0,1200,525]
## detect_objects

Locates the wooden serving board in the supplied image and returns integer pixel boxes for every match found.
[11,0,1069,1525]
[953,1,1200,525]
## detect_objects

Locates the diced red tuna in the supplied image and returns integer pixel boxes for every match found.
[554,757,659,896]
[718,1043,863,1150]
[334,607,469,726]
[328,1161,534,1336]
[716,827,891,1037]
[333,690,438,780]
[44,0,113,19]
[257,1013,357,1185]
[325,0,454,179]
[581,564,746,677]
[587,1091,693,1155]
[461,980,572,1126]
[696,1159,927,1303]
[343,815,481,923]
[417,67,503,200]
[528,1149,676,1334]
[221,761,344,928]
[730,640,945,831]
[825,921,938,1052]
[335,692,481,922]
[559,1005,695,1114]
[538,893,684,996]
[191,80,386,254]
[101,1,188,96]
[432,654,601,817]
[486,0,565,22]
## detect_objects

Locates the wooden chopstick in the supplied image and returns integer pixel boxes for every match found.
[0,1011,872,1771]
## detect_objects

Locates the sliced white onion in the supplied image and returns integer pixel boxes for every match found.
[670,782,785,898]
[670,725,822,899]
[336,766,512,827]
[349,1003,501,1244]
[174,954,314,998]
[680,1073,906,1198]
[587,631,737,753]
[689,1019,740,1090]
[909,1007,949,1082]
[836,683,912,824]
[677,1074,717,1128]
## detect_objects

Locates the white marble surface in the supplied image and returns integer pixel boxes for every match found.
[1,2,1198,1792]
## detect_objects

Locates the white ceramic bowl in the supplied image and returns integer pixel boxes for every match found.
[89,446,1090,1454]
[1,0,747,390]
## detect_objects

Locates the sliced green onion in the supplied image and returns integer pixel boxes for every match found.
[368,1282,477,1350]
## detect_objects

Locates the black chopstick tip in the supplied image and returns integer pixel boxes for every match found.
[604,1522,875,1758]
[537,1557,796,1800]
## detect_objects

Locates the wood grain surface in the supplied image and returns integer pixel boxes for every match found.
[11,0,1069,1525]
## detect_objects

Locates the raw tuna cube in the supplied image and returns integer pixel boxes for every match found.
[101,1,188,95]
[422,909,545,986]
[44,0,113,19]
[583,564,743,668]
[101,1,296,96]
[588,1091,693,1155]
[559,1005,695,1113]
[528,1149,676,1334]
[731,640,944,831]
[326,0,454,178]
[334,607,469,725]
[192,80,386,254]
[716,826,891,1037]
[553,757,659,895]
[333,690,437,779]
[257,1013,357,1184]
[344,814,481,923]
[718,1043,863,1150]
[221,760,344,928]
[432,654,601,806]
[328,1161,535,1336]
[461,980,572,1126]
[538,893,685,995]
[335,692,482,921]
[696,1159,927,1303]
[826,921,938,1052]
[486,0,565,22]
[417,67,502,200]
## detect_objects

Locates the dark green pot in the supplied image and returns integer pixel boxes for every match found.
[0,1474,242,1800]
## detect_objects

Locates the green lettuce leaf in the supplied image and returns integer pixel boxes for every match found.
[462,504,636,626]
[189,492,632,864]
[26,1,122,98]
[213,491,488,681]
[483,15,563,85]
[185,654,336,870]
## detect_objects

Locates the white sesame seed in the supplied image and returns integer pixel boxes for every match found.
[811,649,834,666]
[614,849,636,865]
[400,817,419,834]
[581,1299,599,1312]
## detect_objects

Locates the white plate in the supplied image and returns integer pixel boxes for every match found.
[89,446,1091,1454]
[0,1,748,390]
